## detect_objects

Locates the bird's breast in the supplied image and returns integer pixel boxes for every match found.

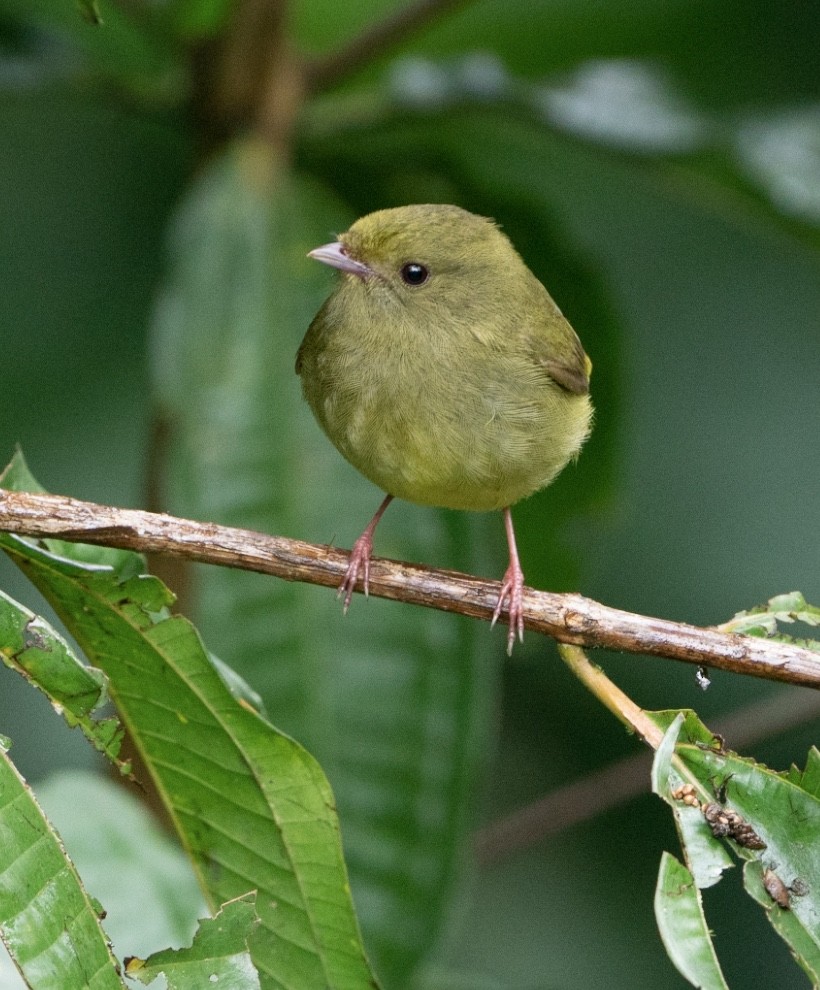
[305,327,590,512]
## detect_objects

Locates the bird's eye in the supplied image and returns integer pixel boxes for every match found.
[400,262,429,286]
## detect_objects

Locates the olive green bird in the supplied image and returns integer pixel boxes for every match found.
[296,204,592,652]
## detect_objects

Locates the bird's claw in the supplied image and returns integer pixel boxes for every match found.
[338,533,373,613]
[491,563,525,655]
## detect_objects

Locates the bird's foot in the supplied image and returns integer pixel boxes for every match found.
[338,531,373,613]
[337,494,394,613]
[491,560,525,655]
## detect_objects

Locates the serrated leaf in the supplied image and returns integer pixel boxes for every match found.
[721,591,820,640]
[769,592,820,628]
[0,748,126,989]
[744,860,820,984]
[654,852,729,990]
[126,893,260,990]
[787,747,820,800]
[0,588,128,772]
[0,470,378,988]
[151,141,497,983]
[654,710,820,978]
[650,712,733,889]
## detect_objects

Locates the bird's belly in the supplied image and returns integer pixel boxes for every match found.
[320,378,591,512]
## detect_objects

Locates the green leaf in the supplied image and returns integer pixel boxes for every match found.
[168,0,234,38]
[743,860,820,984]
[654,852,729,990]
[0,0,185,102]
[648,708,820,982]
[735,108,820,228]
[0,473,378,988]
[76,0,102,25]
[35,771,205,960]
[0,747,126,989]
[719,591,820,652]
[0,589,128,772]
[151,141,498,983]
[126,893,261,990]
[787,747,820,800]
[684,742,820,951]
[650,712,733,890]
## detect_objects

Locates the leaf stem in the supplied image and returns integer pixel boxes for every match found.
[557,643,665,748]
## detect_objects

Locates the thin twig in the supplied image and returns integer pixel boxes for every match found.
[306,0,471,92]
[1,490,819,688]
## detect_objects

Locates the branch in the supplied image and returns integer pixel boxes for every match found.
[306,0,471,93]
[1,490,819,689]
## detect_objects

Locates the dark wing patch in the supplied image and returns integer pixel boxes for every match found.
[541,356,590,395]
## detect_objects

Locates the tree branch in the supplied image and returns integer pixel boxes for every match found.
[305,0,471,93]
[1,489,818,689]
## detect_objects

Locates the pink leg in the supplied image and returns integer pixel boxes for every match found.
[491,506,525,654]
[339,494,394,613]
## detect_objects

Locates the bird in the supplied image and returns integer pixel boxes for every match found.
[296,204,593,652]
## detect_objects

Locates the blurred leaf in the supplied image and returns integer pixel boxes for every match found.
[168,0,234,39]
[151,140,498,985]
[294,0,820,110]
[410,965,511,990]
[0,0,184,101]
[305,52,820,251]
[0,588,128,772]
[654,852,729,990]
[36,771,205,962]
[385,55,710,153]
[76,0,101,25]
[735,107,820,227]
[0,471,378,989]
[536,59,709,152]
[126,893,260,990]
[0,744,126,989]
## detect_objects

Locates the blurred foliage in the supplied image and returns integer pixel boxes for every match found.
[0,0,818,988]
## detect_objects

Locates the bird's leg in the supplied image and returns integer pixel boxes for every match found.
[339,494,394,613]
[491,506,525,654]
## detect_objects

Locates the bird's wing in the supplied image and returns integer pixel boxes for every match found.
[530,313,592,396]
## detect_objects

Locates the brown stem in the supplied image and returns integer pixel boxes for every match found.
[306,0,471,93]
[1,490,819,688]
[191,0,304,156]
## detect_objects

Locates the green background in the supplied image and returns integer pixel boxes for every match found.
[0,0,818,986]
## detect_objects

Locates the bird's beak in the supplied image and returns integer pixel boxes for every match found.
[308,241,371,278]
